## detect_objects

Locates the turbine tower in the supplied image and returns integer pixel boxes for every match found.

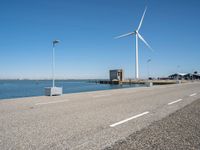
[115,7,153,79]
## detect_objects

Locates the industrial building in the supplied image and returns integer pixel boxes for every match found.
[109,69,124,81]
[168,73,186,80]
[168,72,200,80]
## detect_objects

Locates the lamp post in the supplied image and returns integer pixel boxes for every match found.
[45,40,62,96]
[147,59,151,79]
[177,65,180,80]
[52,40,59,87]
[145,58,153,87]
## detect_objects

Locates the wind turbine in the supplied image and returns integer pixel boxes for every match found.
[115,7,153,79]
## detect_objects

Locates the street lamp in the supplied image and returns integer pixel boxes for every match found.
[145,58,153,87]
[45,40,63,96]
[147,59,151,79]
[177,65,180,81]
[52,40,59,87]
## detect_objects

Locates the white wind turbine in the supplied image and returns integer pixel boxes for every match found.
[115,7,153,79]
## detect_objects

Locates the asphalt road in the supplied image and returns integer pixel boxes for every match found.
[105,98,200,150]
[0,82,200,149]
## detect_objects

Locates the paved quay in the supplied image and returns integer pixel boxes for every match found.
[105,98,200,150]
[0,82,200,149]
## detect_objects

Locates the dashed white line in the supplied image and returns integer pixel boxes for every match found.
[168,99,183,105]
[35,99,69,105]
[110,111,149,127]
[125,91,134,94]
[190,93,197,97]
[93,94,112,98]
[72,141,91,150]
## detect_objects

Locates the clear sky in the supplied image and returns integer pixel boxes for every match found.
[0,0,200,79]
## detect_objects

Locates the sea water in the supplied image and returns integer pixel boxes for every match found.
[0,80,144,100]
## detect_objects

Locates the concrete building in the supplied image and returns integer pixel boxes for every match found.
[109,69,124,81]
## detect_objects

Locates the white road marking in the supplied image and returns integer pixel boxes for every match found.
[110,111,149,127]
[72,141,90,150]
[125,91,134,94]
[168,99,183,105]
[93,94,112,98]
[35,99,69,105]
[190,93,197,97]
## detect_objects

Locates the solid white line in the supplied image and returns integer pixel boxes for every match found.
[110,111,149,127]
[190,93,197,97]
[35,99,69,105]
[168,99,182,105]
[93,94,112,98]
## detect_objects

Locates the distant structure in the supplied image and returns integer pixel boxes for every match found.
[168,72,200,80]
[110,69,124,81]
[168,73,186,80]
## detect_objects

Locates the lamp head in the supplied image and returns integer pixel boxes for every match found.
[53,40,60,46]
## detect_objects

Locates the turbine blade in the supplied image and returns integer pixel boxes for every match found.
[137,7,147,31]
[138,33,153,51]
[115,31,135,39]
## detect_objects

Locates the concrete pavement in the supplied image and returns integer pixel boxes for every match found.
[0,82,200,149]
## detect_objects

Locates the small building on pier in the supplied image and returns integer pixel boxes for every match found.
[109,69,124,81]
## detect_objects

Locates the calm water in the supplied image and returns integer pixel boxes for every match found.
[0,80,145,100]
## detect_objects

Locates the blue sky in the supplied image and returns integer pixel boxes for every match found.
[0,0,200,79]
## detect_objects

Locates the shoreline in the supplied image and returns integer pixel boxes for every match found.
[0,83,146,101]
